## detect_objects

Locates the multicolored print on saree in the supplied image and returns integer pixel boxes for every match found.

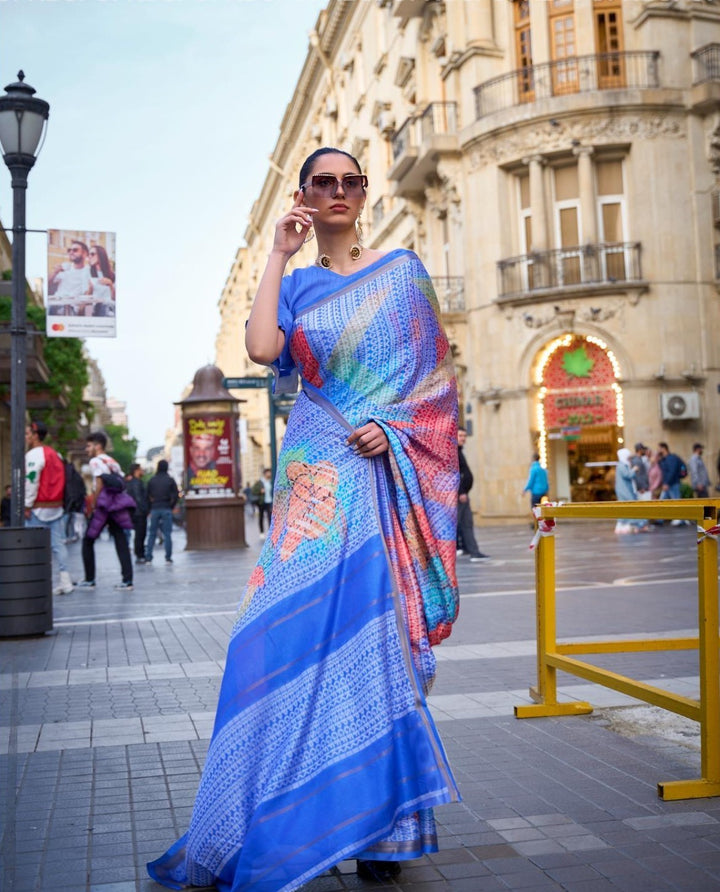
[148,249,460,892]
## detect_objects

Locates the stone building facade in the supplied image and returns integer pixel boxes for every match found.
[215,0,720,521]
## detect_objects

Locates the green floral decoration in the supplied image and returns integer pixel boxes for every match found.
[562,345,594,379]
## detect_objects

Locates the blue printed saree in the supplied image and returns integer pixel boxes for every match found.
[148,249,460,891]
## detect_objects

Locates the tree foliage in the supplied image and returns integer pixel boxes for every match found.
[105,422,138,472]
[0,297,94,450]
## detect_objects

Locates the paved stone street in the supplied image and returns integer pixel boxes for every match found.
[2,514,720,891]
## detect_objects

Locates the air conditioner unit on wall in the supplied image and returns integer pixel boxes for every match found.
[660,391,700,421]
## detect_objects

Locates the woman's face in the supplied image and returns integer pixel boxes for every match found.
[89,248,99,267]
[300,153,365,223]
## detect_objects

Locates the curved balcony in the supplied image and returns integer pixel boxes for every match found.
[691,44,720,113]
[497,242,645,303]
[474,52,660,119]
[692,43,720,84]
[388,102,459,195]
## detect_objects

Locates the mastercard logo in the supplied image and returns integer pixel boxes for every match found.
[51,323,65,331]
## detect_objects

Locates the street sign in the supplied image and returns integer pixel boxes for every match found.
[223,376,269,389]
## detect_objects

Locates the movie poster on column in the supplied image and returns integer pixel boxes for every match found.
[46,229,117,338]
[183,415,237,497]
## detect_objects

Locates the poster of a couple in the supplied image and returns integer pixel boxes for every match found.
[46,228,116,338]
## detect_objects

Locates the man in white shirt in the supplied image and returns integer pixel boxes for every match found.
[78,431,134,591]
[48,240,91,316]
[25,420,74,595]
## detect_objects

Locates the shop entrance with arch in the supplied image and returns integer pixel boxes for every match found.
[549,424,624,502]
[533,334,625,502]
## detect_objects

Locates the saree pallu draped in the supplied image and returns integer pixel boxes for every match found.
[148,250,460,892]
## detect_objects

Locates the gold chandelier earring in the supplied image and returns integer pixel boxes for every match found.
[350,216,364,260]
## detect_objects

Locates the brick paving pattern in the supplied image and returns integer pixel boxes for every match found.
[2,517,720,890]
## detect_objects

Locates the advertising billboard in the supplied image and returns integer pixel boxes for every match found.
[46,229,116,338]
[183,414,238,497]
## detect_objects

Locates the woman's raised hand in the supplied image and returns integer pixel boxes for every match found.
[347,421,390,458]
[272,190,317,258]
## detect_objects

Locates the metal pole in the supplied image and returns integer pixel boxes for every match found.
[9,160,31,528]
[267,375,277,483]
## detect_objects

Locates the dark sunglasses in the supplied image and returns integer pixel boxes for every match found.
[301,174,368,196]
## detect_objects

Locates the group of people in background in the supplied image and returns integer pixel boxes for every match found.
[16,423,179,595]
[10,418,720,594]
[125,459,179,566]
[615,440,716,534]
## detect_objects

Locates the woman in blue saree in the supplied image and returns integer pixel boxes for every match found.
[148,148,460,891]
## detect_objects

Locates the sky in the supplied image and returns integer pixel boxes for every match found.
[0,0,327,453]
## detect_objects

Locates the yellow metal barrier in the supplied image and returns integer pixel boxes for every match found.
[515,499,720,801]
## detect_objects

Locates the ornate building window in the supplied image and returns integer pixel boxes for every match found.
[549,0,578,94]
[513,0,534,102]
[517,173,534,288]
[596,159,627,279]
[553,165,582,285]
[594,0,625,87]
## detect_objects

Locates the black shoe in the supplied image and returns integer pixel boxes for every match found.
[356,860,402,882]
[135,557,146,564]
[469,553,490,562]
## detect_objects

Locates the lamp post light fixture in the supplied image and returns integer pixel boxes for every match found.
[0,71,50,528]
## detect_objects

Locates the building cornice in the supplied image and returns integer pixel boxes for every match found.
[440,42,504,80]
[632,1,720,29]
[244,0,357,244]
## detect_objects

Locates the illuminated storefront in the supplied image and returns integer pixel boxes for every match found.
[534,334,625,502]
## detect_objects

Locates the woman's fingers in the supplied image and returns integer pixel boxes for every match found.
[273,205,317,253]
[347,422,389,458]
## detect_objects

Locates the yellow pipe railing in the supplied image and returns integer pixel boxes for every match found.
[515,499,720,800]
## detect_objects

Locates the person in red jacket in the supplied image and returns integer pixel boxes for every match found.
[24,419,74,595]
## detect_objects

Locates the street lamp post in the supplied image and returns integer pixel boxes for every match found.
[0,71,50,527]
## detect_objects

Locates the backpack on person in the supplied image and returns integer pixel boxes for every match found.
[36,446,65,506]
[63,461,87,512]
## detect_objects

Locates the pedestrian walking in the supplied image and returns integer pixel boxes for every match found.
[614,447,649,534]
[79,431,136,591]
[149,146,460,891]
[457,426,490,562]
[522,451,549,511]
[253,467,273,536]
[657,441,689,525]
[657,441,686,500]
[24,420,74,595]
[689,443,711,498]
[144,460,178,564]
[62,458,87,542]
[126,463,149,563]
[0,484,10,526]
[629,443,652,501]
[648,448,663,499]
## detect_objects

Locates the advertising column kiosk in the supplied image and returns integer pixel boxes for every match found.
[177,364,246,549]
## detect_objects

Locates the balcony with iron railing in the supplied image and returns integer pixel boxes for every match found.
[691,44,720,113]
[692,43,720,84]
[388,102,459,194]
[474,51,661,119]
[432,276,465,314]
[497,242,645,303]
